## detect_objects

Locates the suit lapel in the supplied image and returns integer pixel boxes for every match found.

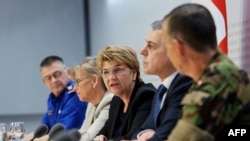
[115,82,142,135]
[161,74,180,111]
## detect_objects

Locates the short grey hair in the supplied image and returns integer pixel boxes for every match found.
[151,20,162,30]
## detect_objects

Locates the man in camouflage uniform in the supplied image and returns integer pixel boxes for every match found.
[161,3,250,141]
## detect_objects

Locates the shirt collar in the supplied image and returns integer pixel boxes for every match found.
[162,71,178,89]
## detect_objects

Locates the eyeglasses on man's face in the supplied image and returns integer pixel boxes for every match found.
[101,66,127,79]
[43,70,63,83]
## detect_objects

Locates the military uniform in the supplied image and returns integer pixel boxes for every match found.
[168,52,250,141]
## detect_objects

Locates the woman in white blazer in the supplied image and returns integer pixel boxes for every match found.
[72,57,113,141]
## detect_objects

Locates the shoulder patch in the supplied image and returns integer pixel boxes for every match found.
[67,85,75,94]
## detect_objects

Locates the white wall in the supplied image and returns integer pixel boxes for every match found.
[227,0,250,73]
[0,0,85,132]
[89,0,189,87]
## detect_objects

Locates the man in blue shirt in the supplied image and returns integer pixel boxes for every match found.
[40,55,88,130]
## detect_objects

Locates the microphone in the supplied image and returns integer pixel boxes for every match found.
[30,124,49,141]
[48,123,66,140]
[67,129,81,141]
[53,133,73,141]
[53,129,81,141]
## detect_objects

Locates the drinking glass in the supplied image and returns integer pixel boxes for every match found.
[0,123,6,133]
[9,122,25,141]
[0,123,7,141]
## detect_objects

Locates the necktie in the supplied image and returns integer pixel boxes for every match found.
[154,84,167,127]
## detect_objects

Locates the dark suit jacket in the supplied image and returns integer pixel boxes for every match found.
[97,81,156,140]
[133,74,193,141]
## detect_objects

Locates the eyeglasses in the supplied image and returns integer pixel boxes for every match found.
[75,77,89,85]
[43,71,63,83]
[101,66,127,79]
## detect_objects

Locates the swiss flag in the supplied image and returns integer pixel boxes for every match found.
[190,0,228,55]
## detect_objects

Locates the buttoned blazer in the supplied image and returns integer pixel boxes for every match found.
[97,81,156,141]
[133,74,193,141]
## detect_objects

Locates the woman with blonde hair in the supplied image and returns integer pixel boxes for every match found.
[72,57,114,141]
[94,46,156,141]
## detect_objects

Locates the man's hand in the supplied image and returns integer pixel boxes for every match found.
[23,132,49,141]
[34,134,49,141]
[137,129,155,141]
[23,132,34,141]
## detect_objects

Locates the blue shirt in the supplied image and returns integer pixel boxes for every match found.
[41,80,88,131]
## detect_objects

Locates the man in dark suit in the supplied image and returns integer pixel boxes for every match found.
[133,20,193,141]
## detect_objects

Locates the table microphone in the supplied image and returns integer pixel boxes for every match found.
[48,123,66,140]
[67,129,81,141]
[30,124,49,141]
[54,129,81,141]
[53,133,73,141]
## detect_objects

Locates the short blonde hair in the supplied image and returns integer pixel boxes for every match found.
[73,56,107,91]
[97,45,142,82]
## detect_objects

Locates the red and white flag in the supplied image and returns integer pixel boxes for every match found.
[190,0,228,55]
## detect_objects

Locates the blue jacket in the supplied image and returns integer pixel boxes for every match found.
[41,80,88,130]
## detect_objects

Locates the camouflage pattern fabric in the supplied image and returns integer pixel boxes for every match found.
[168,51,250,141]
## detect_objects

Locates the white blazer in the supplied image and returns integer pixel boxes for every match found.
[79,91,114,141]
